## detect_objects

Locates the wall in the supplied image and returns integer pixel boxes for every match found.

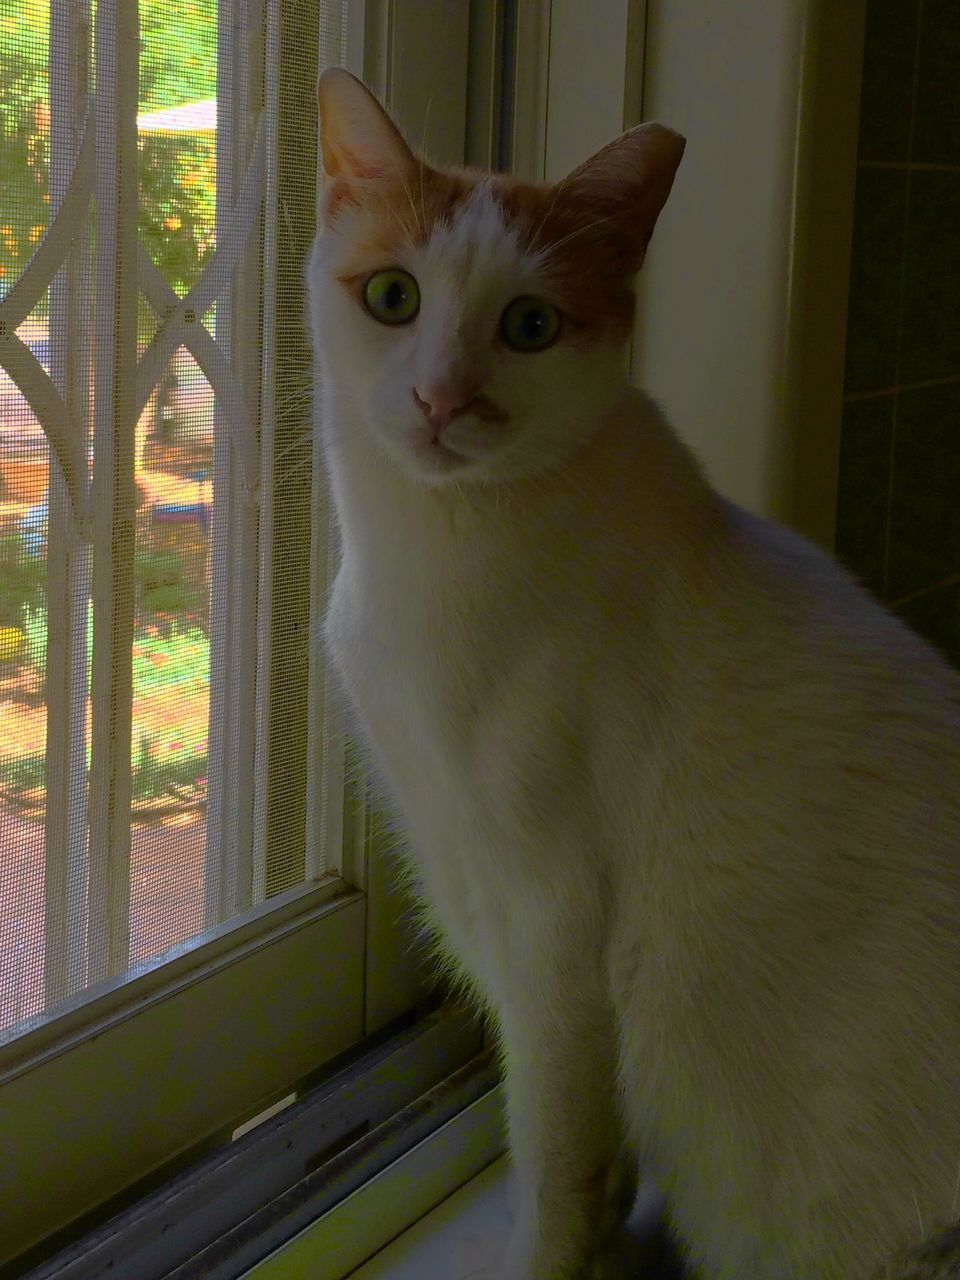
[633,1,866,540]
[835,0,960,665]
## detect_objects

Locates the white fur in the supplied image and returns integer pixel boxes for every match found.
[312,181,624,491]
[308,184,960,1280]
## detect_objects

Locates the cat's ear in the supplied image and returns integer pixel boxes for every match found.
[560,123,685,269]
[317,67,416,217]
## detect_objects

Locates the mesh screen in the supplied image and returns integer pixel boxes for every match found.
[0,0,345,1040]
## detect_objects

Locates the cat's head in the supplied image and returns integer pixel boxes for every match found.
[310,67,684,487]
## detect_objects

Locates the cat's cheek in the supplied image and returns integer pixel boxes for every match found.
[363,394,422,462]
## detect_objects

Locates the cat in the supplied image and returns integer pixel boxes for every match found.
[308,66,960,1280]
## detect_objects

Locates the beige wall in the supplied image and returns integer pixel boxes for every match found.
[634,0,865,544]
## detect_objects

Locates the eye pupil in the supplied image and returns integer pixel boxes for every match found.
[501,295,560,351]
[521,308,544,339]
[363,269,420,324]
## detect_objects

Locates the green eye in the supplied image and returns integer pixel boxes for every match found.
[363,269,420,325]
[500,295,561,351]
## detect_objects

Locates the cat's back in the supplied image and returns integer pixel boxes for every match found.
[608,489,960,1280]
[707,498,960,780]
[595,462,960,876]
[646,493,960,923]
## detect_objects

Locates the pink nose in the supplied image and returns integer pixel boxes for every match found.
[413,384,474,432]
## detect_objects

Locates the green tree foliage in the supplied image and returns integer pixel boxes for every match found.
[140,1,216,113]
[139,0,217,295]
[0,0,216,298]
[0,3,49,294]
[0,534,44,627]
[139,132,216,296]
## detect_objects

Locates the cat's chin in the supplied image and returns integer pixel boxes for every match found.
[398,435,482,485]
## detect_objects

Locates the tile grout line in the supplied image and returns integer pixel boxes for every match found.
[844,373,960,404]
[859,160,960,172]
[881,0,924,602]
[889,572,960,611]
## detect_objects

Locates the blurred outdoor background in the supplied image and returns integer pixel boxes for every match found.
[1,0,217,1026]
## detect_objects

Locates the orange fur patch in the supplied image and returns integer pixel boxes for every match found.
[325,165,474,278]
[492,173,638,338]
[325,159,653,341]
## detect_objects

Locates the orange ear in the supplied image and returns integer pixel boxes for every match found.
[560,122,686,269]
[317,67,416,183]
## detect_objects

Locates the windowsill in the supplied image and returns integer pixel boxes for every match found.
[242,1085,509,1280]
[350,1156,512,1280]
[350,1159,675,1280]
[241,1081,679,1280]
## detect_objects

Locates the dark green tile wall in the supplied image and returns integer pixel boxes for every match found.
[857,0,918,163]
[835,0,960,667]
[899,171,960,384]
[912,0,960,163]
[836,396,894,600]
[843,168,908,395]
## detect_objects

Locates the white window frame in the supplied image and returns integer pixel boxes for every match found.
[0,1,479,1267]
[632,0,865,545]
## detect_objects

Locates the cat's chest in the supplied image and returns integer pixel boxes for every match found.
[324,564,584,843]
[325,569,488,787]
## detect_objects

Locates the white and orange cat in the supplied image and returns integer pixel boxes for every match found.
[309,67,960,1280]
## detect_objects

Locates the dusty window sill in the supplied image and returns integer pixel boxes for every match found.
[351,1159,676,1280]
[242,1077,678,1280]
[352,1156,512,1280]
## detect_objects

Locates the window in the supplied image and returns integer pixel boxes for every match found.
[0,0,480,1267]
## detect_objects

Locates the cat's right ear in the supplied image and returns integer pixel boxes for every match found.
[559,122,686,271]
[317,68,416,222]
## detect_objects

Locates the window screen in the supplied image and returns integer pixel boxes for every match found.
[0,0,346,1041]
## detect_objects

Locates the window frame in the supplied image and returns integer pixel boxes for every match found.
[0,0,481,1267]
[632,0,865,540]
[8,1009,493,1280]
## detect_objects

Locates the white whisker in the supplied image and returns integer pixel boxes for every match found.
[529,175,569,249]
[541,213,617,259]
[419,96,433,235]
[272,427,314,466]
[913,1188,925,1239]
[389,173,422,240]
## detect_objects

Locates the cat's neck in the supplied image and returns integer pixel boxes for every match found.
[322,378,722,603]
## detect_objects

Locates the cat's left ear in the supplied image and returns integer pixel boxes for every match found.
[561,123,686,268]
[317,67,416,217]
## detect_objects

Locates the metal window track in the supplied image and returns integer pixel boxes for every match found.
[13,1010,493,1280]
